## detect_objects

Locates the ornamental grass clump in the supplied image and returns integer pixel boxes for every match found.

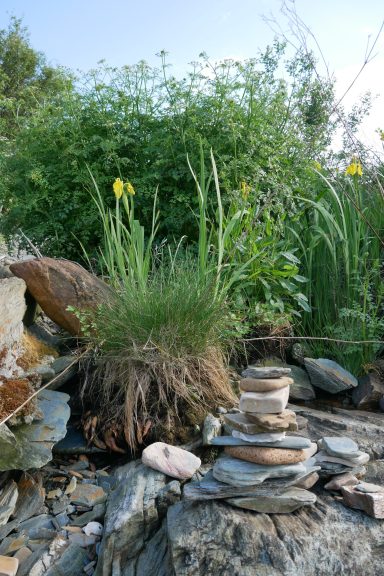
[83,261,236,451]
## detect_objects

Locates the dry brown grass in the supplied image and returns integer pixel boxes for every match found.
[16,331,58,371]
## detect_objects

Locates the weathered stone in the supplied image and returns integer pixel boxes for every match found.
[240,387,289,414]
[48,356,79,391]
[13,546,32,565]
[245,409,298,431]
[324,472,359,491]
[316,450,369,467]
[70,483,106,507]
[240,376,293,392]
[211,435,311,449]
[0,389,70,471]
[294,471,319,490]
[304,358,358,393]
[10,257,112,336]
[320,436,360,459]
[341,485,384,518]
[69,503,106,527]
[213,456,306,486]
[232,430,286,443]
[142,442,201,480]
[226,487,316,513]
[225,445,307,466]
[287,364,316,401]
[241,366,291,379]
[18,514,54,539]
[302,442,318,460]
[83,521,103,536]
[0,533,28,555]
[0,277,26,378]
[0,556,18,576]
[68,532,99,547]
[352,372,384,409]
[355,482,384,494]
[44,540,89,576]
[0,480,18,526]
[13,473,45,523]
[202,413,221,446]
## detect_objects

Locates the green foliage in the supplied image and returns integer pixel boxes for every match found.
[0,43,335,259]
[289,169,384,374]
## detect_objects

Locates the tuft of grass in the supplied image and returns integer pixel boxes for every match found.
[82,258,237,451]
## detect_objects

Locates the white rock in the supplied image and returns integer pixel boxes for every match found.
[232,430,286,443]
[83,521,103,536]
[239,386,290,414]
[202,413,222,446]
[142,442,201,480]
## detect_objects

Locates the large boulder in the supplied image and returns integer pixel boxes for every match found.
[304,358,358,394]
[352,373,384,409]
[10,258,112,336]
[0,277,27,377]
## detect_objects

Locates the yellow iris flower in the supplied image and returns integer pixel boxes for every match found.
[241,181,250,200]
[345,159,362,177]
[113,178,124,199]
[124,182,135,196]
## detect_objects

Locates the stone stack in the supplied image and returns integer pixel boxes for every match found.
[188,366,320,513]
[315,436,370,477]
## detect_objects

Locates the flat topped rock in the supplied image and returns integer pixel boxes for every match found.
[226,487,316,513]
[213,456,306,487]
[240,387,289,414]
[316,450,369,467]
[225,445,307,466]
[232,430,286,443]
[142,442,201,480]
[240,377,293,393]
[304,358,358,394]
[245,409,298,432]
[355,482,384,494]
[320,436,360,459]
[241,366,291,379]
[211,435,311,450]
[341,485,384,519]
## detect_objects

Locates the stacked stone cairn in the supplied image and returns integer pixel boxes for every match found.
[185,366,320,513]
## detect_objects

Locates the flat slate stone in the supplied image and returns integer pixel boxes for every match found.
[241,367,291,379]
[341,485,384,518]
[226,487,316,513]
[304,358,358,394]
[320,436,360,459]
[232,430,286,443]
[212,456,306,487]
[245,410,298,432]
[210,435,311,449]
[240,377,293,393]
[316,450,369,467]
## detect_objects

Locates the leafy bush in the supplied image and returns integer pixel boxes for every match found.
[0,44,335,260]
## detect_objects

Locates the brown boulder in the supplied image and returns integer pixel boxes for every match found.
[10,258,112,336]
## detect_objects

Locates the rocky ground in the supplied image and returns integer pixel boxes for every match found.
[1,255,384,576]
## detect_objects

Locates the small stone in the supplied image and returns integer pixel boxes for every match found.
[232,430,286,443]
[0,556,18,576]
[13,546,32,564]
[320,436,360,459]
[225,445,307,466]
[245,410,298,431]
[0,481,18,526]
[70,484,106,507]
[240,377,293,393]
[240,387,289,414]
[355,482,384,494]
[226,487,316,513]
[213,456,306,487]
[211,435,311,450]
[83,521,103,536]
[202,414,222,446]
[241,366,291,379]
[142,442,201,480]
[0,533,28,556]
[324,472,359,491]
[68,533,99,547]
[47,488,62,499]
[216,407,227,414]
[316,450,369,467]
[64,476,77,495]
[294,471,319,490]
[341,485,384,518]
[69,503,106,527]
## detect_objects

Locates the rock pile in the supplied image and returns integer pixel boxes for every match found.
[315,436,370,477]
[185,366,320,513]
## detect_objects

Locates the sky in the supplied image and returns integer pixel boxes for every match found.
[0,0,383,152]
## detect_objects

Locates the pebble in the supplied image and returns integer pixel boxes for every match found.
[142,442,201,480]
[225,445,307,466]
[240,376,293,393]
[240,387,290,414]
[83,521,103,536]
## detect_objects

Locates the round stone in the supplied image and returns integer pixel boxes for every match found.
[240,377,294,393]
[224,445,307,466]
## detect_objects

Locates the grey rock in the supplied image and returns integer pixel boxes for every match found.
[352,372,384,409]
[0,480,18,525]
[202,413,222,446]
[44,542,89,576]
[242,366,291,379]
[0,389,70,471]
[69,503,106,527]
[53,425,106,455]
[52,355,77,374]
[0,276,26,378]
[287,364,316,401]
[212,456,306,486]
[70,483,106,507]
[17,544,50,576]
[32,364,56,382]
[210,435,312,449]
[355,482,384,494]
[48,356,79,390]
[304,358,358,393]
[226,487,316,513]
[320,436,360,459]
[18,514,54,538]
[13,472,45,523]
[0,532,28,555]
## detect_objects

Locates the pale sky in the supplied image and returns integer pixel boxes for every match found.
[1,0,383,153]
